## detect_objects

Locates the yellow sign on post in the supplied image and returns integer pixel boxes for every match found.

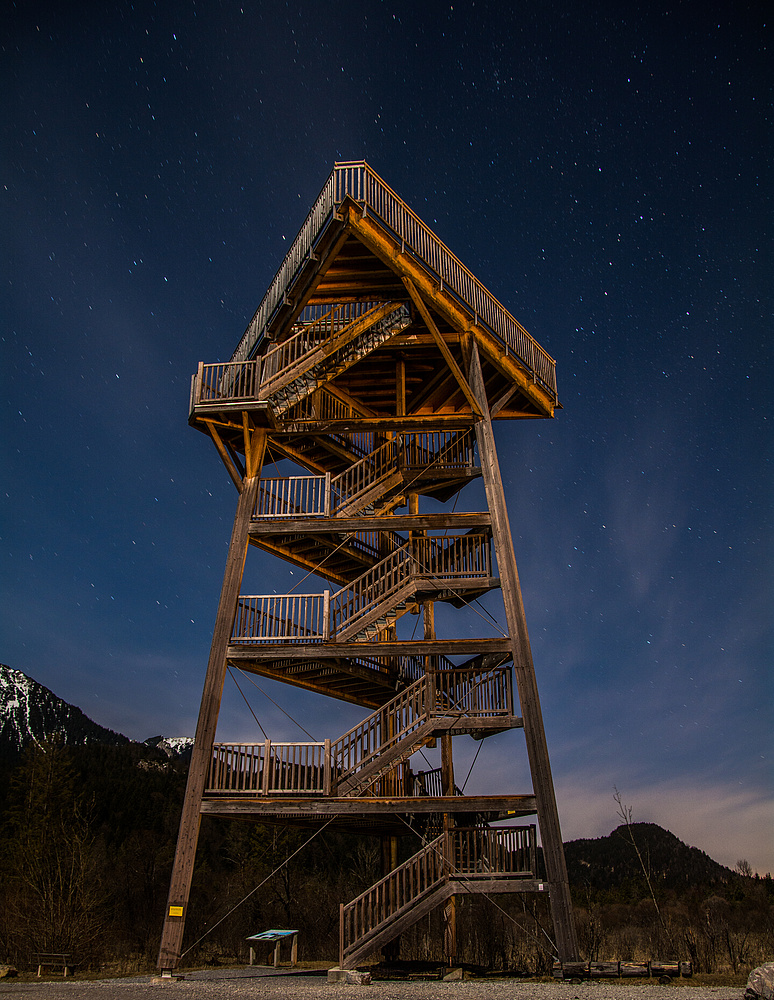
[168,906,184,917]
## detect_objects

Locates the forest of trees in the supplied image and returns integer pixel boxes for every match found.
[0,739,771,976]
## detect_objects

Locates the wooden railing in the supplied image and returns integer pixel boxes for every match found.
[331,532,493,636]
[411,533,492,581]
[206,668,513,796]
[340,833,446,964]
[230,161,557,401]
[401,430,475,470]
[410,767,458,797]
[333,667,513,793]
[232,593,329,643]
[193,303,400,413]
[433,666,513,719]
[250,432,478,523]
[339,825,536,967]
[233,535,493,643]
[207,740,331,795]
[254,475,329,518]
[453,825,536,878]
[332,674,429,783]
[194,359,259,406]
[331,544,412,638]
[259,301,383,390]
[330,439,396,513]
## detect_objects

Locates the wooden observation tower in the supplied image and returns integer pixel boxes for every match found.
[158,161,579,971]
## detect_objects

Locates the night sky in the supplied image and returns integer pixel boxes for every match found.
[2,2,771,874]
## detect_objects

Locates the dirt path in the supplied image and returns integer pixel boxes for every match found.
[0,969,746,1000]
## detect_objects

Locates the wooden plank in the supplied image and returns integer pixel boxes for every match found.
[228,638,511,659]
[250,512,491,535]
[447,878,544,894]
[200,794,537,817]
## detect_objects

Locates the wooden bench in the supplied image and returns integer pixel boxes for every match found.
[35,953,76,977]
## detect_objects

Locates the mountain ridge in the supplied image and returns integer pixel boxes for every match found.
[0,666,752,891]
[0,664,192,761]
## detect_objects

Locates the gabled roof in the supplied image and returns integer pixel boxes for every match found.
[230,161,558,416]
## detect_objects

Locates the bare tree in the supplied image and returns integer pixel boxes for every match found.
[613,788,675,955]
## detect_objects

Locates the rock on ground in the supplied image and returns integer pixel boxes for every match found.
[746,963,774,1000]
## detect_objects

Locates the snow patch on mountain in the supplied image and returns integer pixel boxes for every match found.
[0,663,129,758]
[143,735,194,759]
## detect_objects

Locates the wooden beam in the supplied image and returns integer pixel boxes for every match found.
[490,384,521,418]
[467,339,579,963]
[396,357,406,417]
[245,425,267,479]
[200,795,537,817]
[249,513,492,536]
[342,208,557,416]
[204,421,244,492]
[158,466,264,971]
[227,638,513,660]
[403,276,484,419]
[278,414,477,433]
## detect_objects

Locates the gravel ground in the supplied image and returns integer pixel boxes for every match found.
[0,969,747,1000]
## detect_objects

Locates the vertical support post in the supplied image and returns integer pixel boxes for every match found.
[467,340,579,963]
[396,356,406,417]
[324,738,332,795]
[323,589,330,641]
[339,904,345,970]
[157,435,266,972]
[262,739,271,795]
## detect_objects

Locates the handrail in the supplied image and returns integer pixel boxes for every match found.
[411,767,461,797]
[340,825,537,966]
[341,833,446,963]
[205,667,514,796]
[249,432,478,522]
[259,301,385,391]
[230,161,557,400]
[232,593,329,643]
[207,740,330,795]
[330,439,396,514]
[254,475,328,518]
[332,667,512,791]
[232,170,338,364]
[332,674,429,784]
[233,534,493,642]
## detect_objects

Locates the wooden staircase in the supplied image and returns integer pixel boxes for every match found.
[247,430,482,586]
[338,825,539,969]
[231,531,497,647]
[194,301,411,421]
[205,666,520,799]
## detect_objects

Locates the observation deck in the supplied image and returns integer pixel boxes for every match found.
[189,161,558,470]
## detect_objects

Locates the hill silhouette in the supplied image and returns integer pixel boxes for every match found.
[564,822,736,896]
